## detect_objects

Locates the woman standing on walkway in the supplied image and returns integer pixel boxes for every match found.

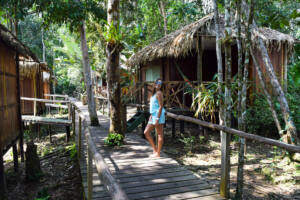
[144,78,165,157]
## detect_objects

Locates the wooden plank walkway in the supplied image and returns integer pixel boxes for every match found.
[73,100,224,200]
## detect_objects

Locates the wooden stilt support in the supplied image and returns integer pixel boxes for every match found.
[180,120,184,134]
[142,119,146,139]
[48,125,52,143]
[66,126,70,143]
[172,118,176,138]
[20,123,24,162]
[0,148,7,196]
[37,124,41,139]
[13,143,18,173]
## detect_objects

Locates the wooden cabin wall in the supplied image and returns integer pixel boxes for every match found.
[250,46,285,95]
[43,81,50,99]
[0,41,20,149]
[20,67,46,114]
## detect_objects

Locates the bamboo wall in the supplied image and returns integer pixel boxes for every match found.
[20,69,43,114]
[0,41,20,149]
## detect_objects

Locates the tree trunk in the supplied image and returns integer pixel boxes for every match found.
[235,0,253,198]
[25,141,42,181]
[241,0,299,145]
[250,48,283,135]
[42,28,46,62]
[159,0,168,36]
[79,22,99,126]
[106,0,122,134]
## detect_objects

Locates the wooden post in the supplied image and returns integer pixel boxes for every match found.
[68,103,71,120]
[182,85,186,107]
[48,125,52,143]
[20,123,24,162]
[13,143,18,172]
[37,124,41,139]
[87,144,93,200]
[34,100,37,116]
[0,148,7,196]
[197,37,203,83]
[66,126,70,143]
[180,120,184,134]
[283,43,288,93]
[172,118,176,138]
[72,106,75,135]
[78,117,82,159]
[144,83,148,105]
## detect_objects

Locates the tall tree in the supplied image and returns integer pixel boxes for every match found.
[32,0,105,126]
[106,0,122,134]
[241,0,299,145]
[220,0,232,198]
[159,0,168,36]
[235,0,254,197]
[79,21,99,126]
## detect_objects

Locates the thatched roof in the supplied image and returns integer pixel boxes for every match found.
[0,23,39,62]
[127,13,296,67]
[19,60,39,78]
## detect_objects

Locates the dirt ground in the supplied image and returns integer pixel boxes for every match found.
[133,119,300,200]
[3,125,83,200]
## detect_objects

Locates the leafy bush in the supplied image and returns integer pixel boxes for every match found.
[245,94,280,137]
[179,134,195,153]
[66,143,77,160]
[104,133,124,147]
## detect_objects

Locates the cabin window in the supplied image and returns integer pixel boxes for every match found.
[145,66,160,81]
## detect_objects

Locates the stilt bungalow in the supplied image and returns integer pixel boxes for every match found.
[0,23,39,194]
[127,13,296,109]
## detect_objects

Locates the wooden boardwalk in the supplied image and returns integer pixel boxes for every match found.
[73,100,224,200]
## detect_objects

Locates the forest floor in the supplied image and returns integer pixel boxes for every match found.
[3,119,83,200]
[133,120,300,200]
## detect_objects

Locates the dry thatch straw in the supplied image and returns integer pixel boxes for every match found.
[127,13,296,67]
[0,23,39,61]
[19,60,39,78]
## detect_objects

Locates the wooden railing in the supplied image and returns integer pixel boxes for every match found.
[128,103,300,198]
[71,100,128,200]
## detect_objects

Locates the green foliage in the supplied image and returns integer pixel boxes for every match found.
[35,187,50,200]
[104,133,124,147]
[66,143,77,160]
[179,134,195,153]
[245,94,281,137]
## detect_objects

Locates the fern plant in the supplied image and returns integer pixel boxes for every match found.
[104,133,124,147]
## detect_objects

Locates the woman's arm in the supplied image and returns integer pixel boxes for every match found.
[155,91,164,124]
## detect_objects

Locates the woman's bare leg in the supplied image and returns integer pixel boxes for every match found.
[144,124,156,154]
[155,124,164,157]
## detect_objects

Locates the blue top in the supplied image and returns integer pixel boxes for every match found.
[149,94,165,124]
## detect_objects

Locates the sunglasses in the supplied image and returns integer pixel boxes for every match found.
[155,80,162,85]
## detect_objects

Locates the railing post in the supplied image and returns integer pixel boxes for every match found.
[87,143,93,200]
[68,102,71,120]
[34,100,37,116]
[172,118,176,138]
[78,116,82,159]
[72,105,75,135]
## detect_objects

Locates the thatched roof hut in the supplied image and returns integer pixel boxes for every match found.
[127,14,296,108]
[127,13,295,67]
[0,23,38,174]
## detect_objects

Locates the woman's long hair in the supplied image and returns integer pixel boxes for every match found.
[152,78,164,96]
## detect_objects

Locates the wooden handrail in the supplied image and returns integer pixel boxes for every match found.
[71,101,128,200]
[44,94,68,98]
[21,97,70,103]
[128,103,300,153]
